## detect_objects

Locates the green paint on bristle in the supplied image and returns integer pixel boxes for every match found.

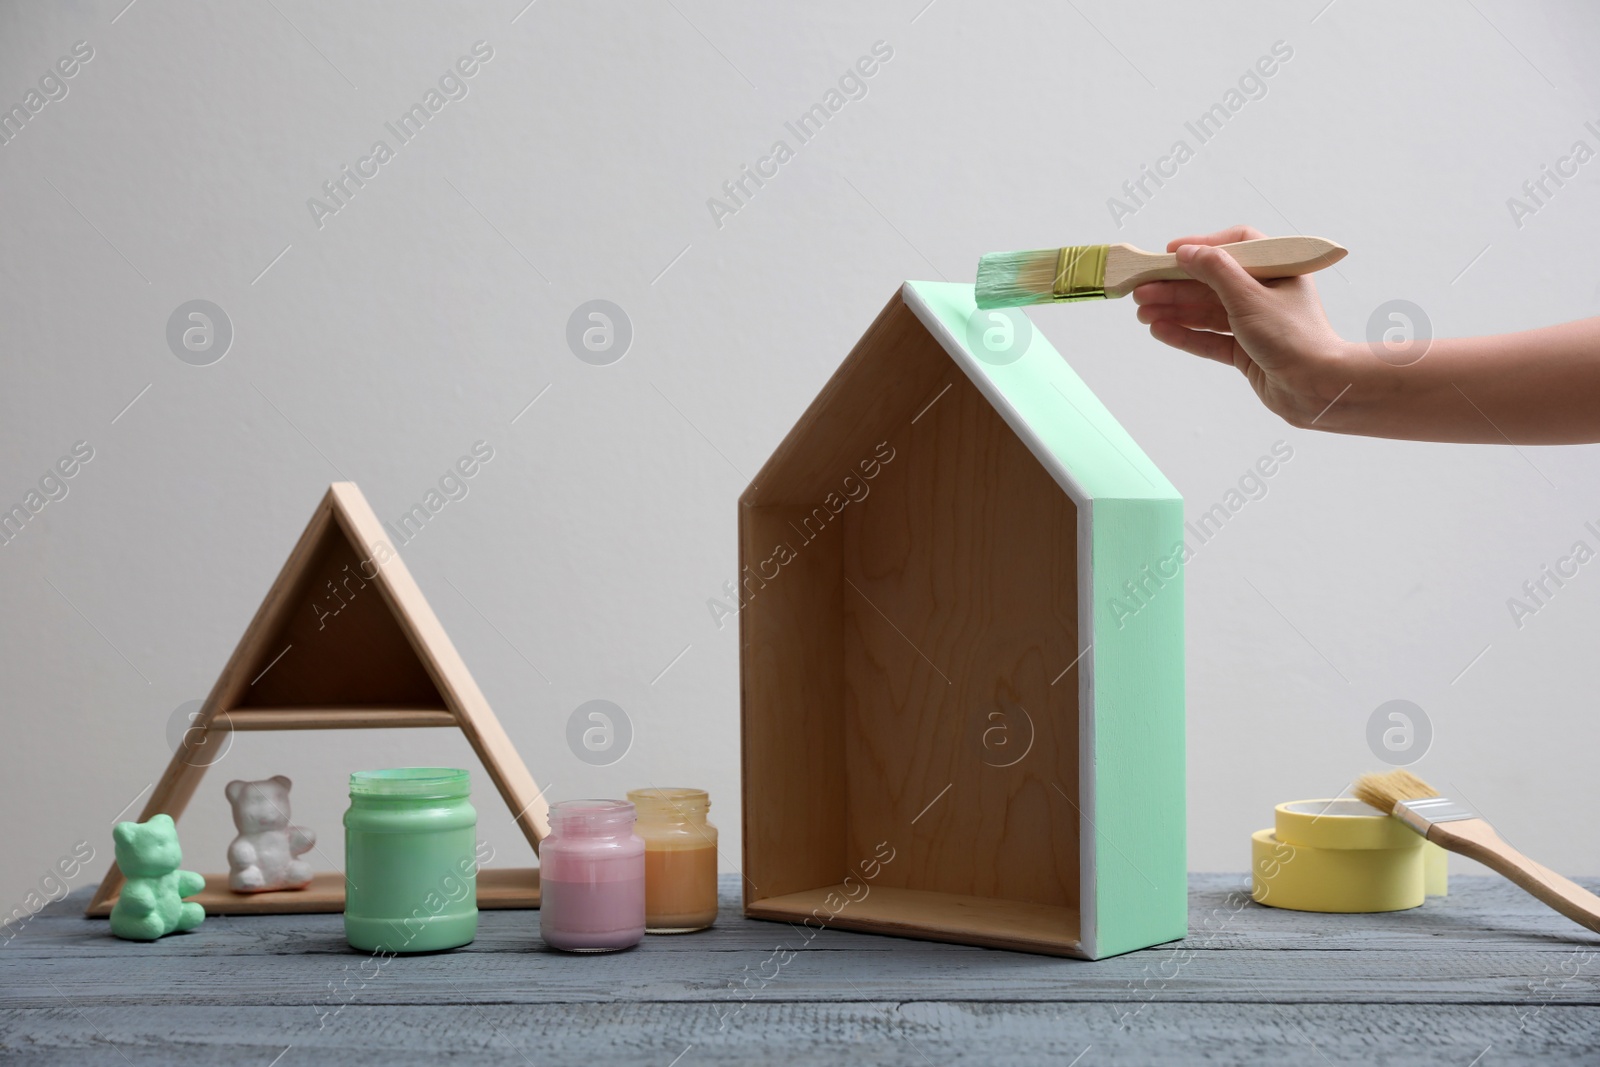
[974,252,1022,307]
[974,250,1040,309]
[974,248,1080,309]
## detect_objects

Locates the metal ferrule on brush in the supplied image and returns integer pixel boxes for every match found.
[1051,245,1108,302]
[1394,796,1475,836]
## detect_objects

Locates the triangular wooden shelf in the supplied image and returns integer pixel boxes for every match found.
[86,482,549,917]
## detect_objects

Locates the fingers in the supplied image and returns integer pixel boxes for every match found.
[1173,243,1266,318]
[1148,319,1238,365]
[1130,280,1221,306]
[1164,224,1268,253]
[1137,303,1232,333]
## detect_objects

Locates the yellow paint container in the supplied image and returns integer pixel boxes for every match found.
[1251,798,1445,914]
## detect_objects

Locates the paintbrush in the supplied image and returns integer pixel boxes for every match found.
[974,235,1346,309]
[1353,769,1600,934]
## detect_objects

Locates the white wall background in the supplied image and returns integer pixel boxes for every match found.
[4,0,1599,914]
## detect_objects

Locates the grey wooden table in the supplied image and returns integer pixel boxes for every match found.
[3,874,1598,1065]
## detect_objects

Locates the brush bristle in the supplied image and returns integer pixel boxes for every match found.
[1352,769,1439,815]
[974,248,1067,309]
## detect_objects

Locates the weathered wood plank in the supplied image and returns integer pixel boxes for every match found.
[12,875,1600,959]
[7,872,1600,1067]
[0,1003,1595,1067]
[7,944,1597,1007]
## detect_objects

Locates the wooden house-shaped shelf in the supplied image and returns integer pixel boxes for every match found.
[739,282,1185,959]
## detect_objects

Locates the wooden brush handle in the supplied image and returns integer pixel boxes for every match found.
[1430,818,1600,935]
[1105,236,1346,297]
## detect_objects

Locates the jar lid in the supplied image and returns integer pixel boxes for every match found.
[350,767,470,800]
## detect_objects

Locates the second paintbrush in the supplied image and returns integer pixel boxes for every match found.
[975,235,1346,309]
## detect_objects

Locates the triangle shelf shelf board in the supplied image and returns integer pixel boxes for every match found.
[86,482,549,917]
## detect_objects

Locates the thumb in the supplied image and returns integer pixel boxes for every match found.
[1175,244,1265,319]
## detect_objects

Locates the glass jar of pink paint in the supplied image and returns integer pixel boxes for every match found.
[538,799,645,953]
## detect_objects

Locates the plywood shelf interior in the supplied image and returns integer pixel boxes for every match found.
[86,482,550,918]
[746,885,1082,957]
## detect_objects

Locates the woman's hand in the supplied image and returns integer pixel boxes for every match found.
[1132,224,1358,430]
[1131,223,1600,443]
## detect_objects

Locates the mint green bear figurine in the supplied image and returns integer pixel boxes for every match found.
[109,814,206,941]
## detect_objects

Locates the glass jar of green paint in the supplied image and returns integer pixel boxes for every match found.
[344,767,479,953]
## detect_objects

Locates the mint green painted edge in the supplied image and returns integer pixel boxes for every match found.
[903,281,1179,503]
[1089,498,1187,958]
[900,280,1186,960]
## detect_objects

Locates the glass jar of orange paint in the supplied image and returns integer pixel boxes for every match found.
[626,787,718,933]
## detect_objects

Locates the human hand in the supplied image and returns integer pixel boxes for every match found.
[1132,225,1356,429]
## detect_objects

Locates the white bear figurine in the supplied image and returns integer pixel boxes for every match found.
[225,775,315,893]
